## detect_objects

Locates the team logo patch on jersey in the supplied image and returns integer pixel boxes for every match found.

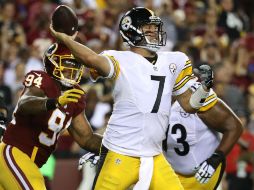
[169,63,177,75]
[121,16,132,31]
[180,109,190,118]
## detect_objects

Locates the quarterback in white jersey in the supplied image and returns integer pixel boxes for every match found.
[100,50,195,157]
[51,7,215,190]
[165,94,243,190]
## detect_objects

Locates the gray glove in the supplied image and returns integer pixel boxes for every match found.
[194,65,214,90]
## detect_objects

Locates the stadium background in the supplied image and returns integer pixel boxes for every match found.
[0,0,254,189]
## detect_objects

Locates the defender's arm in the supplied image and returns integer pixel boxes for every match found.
[68,112,102,154]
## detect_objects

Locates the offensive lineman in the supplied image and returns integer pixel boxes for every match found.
[165,92,243,190]
[50,7,215,190]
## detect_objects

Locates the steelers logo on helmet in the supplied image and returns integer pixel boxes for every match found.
[121,16,132,31]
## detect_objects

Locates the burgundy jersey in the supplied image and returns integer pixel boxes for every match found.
[3,71,85,167]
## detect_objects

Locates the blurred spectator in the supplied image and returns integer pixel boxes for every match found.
[192,8,229,50]
[11,61,25,93]
[158,1,177,50]
[0,63,12,107]
[214,62,247,117]
[0,0,26,59]
[172,9,189,42]
[217,0,245,42]
[199,42,222,66]
[247,85,254,134]
[25,44,43,74]
[27,1,55,43]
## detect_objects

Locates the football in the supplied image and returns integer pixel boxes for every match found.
[51,5,78,36]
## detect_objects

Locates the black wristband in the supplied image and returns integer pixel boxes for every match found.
[45,98,58,111]
[214,150,225,160]
[208,150,225,169]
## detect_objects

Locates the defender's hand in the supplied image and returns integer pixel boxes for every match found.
[57,89,84,107]
[194,151,224,184]
[78,152,100,170]
[193,65,214,90]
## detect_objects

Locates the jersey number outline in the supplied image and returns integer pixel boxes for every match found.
[39,109,71,147]
[151,75,165,113]
[171,124,190,156]
[24,74,43,88]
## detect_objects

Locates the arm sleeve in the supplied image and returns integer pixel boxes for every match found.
[172,53,197,96]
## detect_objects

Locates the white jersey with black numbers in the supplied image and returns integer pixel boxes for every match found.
[96,50,197,157]
[165,97,220,175]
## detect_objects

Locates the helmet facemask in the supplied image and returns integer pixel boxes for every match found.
[45,43,84,87]
[119,10,167,52]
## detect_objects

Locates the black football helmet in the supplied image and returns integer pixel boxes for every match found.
[43,43,84,87]
[119,7,166,51]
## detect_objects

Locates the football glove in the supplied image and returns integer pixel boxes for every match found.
[57,88,84,107]
[194,151,225,184]
[0,112,7,141]
[78,152,100,170]
[193,65,214,90]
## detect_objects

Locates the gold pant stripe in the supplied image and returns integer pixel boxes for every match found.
[3,145,33,190]
[30,146,38,162]
[214,160,226,190]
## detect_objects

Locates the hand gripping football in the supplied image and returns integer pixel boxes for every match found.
[51,5,78,35]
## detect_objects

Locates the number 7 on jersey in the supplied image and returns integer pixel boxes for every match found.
[151,75,165,113]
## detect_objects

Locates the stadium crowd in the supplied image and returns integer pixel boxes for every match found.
[0,0,254,189]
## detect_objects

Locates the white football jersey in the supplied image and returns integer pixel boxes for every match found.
[164,97,220,175]
[93,50,197,157]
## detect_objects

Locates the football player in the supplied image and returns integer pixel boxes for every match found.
[50,7,215,190]
[0,43,102,190]
[164,91,243,190]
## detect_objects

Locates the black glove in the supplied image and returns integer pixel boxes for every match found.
[194,65,214,89]
[0,112,7,141]
[195,150,225,184]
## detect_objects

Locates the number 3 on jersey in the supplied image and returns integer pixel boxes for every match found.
[171,124,190,156]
